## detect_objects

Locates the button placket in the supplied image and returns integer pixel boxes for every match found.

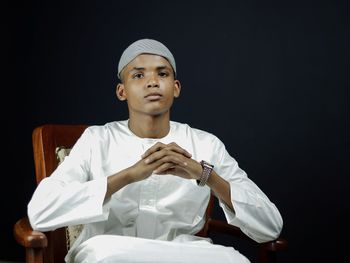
[139,139,159,210]
[136,139,160,238]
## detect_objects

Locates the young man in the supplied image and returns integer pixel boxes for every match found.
[28,39,283,263]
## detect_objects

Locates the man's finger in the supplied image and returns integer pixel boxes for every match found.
[154,163,175,174]
[167,144,192,158]
[142,142,192,160]
[144,148,188,166]
[141,142,166,158]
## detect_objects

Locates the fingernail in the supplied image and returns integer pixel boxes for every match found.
[184,162,188,166]
[145,159,150,164]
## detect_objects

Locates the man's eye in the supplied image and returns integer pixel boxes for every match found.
[159,72,169,77]
[132,73,143,79]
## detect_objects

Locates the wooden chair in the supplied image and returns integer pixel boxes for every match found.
[14,124,288,263]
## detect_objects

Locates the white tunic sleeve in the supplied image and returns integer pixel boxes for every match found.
[28,128,110,232]
[214,139,283,243]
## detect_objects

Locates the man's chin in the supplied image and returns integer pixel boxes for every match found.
[144,104,172,116]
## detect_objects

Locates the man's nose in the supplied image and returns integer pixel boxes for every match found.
[147,74,159,88]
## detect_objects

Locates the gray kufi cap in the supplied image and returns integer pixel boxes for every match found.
[117,39,176,80]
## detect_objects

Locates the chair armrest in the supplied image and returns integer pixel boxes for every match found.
[207,219,288,251]
[14,217,47,248]
[259,238,288,252]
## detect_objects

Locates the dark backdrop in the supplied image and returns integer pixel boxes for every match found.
[4,1,349,262]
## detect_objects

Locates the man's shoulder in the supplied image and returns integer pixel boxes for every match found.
[85,120,128,135]
[170,121,220,142]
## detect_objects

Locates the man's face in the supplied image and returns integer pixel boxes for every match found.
[117,54,181,117]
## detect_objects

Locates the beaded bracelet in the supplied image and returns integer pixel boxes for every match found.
[197,160,214,187]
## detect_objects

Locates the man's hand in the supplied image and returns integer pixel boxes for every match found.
[107,142,234,212]
[106,142,203,199]
[140,142,202,180]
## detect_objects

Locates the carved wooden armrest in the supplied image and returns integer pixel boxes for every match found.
[14,217,47,248]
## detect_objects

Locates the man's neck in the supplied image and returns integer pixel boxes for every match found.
[128,114,170,139]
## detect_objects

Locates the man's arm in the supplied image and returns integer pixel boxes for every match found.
[205,170,234,211]
[140,141,283,243]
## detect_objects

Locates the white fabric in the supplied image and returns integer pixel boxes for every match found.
[27,120,283,263]
[73,235,250,263]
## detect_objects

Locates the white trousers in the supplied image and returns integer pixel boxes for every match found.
[72,235,250,263]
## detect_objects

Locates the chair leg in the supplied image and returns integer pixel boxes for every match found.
[258,247,276,263]
[26,247,44,263]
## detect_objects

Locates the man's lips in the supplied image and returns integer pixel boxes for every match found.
[145,93,162,100]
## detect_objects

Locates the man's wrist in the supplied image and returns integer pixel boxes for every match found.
[120,167,137,184]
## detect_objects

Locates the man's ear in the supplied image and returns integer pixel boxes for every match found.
[116,83,127,101]
[173,80,181,98]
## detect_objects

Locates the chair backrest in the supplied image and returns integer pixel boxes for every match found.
[33,124,88,183]
[32,124,88,263]
[32,124,214,262]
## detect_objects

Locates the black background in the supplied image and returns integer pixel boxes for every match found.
[3,1,349,262]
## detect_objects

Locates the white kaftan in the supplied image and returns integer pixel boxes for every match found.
[28,120,283,263]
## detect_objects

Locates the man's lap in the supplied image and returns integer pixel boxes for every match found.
[72,235,250,263]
